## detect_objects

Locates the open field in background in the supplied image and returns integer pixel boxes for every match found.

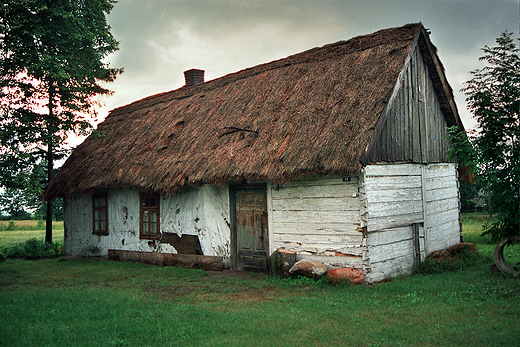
[0,221,64,249]
[0,213,518,346]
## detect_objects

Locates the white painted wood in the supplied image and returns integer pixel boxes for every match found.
[272,183,358,200]
[365,187,422,203]
[272,197,360,211]
[271,209,360,223]
[367,226,414,247]
[364,163,423,176]
[270,176,364,257]
[367,200,423,218]
[368,212,423,232]
[273,232,363,245]
[368,237,414,264]
[366,254,415,282]
[296,254,363,269]
[425,198,459,215]
[272,221,362,235]
[424,187,458,202]
[278,175,359,188]
[364,175,422,190]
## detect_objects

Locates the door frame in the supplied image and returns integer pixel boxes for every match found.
[229,183,269,271]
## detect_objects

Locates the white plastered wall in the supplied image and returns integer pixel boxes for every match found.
[63,185,231,265]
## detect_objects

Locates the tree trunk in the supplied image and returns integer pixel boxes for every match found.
[45,145,53,244]
[45,85,55,244]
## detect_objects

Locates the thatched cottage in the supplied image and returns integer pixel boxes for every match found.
[45,23,464,282]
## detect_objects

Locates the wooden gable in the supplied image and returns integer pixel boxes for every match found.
[361,30,459,165]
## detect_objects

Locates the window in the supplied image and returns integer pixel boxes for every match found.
[92,192,108,235]
[140,193,159,238]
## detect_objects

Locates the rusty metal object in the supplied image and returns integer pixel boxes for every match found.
[493,235,520,276]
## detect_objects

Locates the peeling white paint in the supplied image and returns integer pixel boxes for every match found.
[63,186,231,263]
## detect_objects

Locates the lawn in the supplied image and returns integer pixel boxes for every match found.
[0,214,518,347]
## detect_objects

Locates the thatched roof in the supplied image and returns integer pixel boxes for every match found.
[45,23,460,200]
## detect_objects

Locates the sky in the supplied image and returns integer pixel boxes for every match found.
[92,0,519,137]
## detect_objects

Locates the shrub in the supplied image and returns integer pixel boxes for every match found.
[3,238,64,259]
[415,243,481,274]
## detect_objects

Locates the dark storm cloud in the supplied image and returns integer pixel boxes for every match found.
[98,0,519,130]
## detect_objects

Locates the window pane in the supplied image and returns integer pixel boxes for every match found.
[100,210,106,221]
[100,221,106,231]
[95,221,100,231]
[143,211,149,222]
[149,197,156,207]
[150,222,156,235]
[143,222,149,233]
[150,211,157,223]
[94,197,105,207]
[94,210,99,221]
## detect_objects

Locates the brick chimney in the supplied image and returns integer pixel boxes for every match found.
[184,69,205,87]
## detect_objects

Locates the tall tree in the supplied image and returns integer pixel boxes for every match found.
[451,31,520,242]
[0,0,123,242]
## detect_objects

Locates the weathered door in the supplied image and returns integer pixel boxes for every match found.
[231,185,268,271]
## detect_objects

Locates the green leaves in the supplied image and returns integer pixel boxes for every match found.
[0,0,122,228]
[459,31,520,242]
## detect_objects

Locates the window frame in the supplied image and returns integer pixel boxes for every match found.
[139,193,160,239]
[92,192,109,235]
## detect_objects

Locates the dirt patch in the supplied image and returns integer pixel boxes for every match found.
[204,269,268,280]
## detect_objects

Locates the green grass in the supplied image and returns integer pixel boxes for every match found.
[0,220,64,249]
[0,214,518,346]
[461,213,520,265]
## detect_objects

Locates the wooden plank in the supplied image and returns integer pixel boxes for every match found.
[368,238,414,264]
[423,164,455,178]
[367,226,413,247]
[425,197,459,215]
[272,221,362,235]
[367,200,423,218]
[364,163,422,177]
[427,218,460,238]
[272,196,360,211]
[271,209,360,223]
[425,210,459,229]
[425,176,457,190]
[424,187,458,202]
[272,183,358,200]
[272,232,363,246]
[296,254,364,269]
[366,187,422,203]
[108,249,223,271]
[278,176,359,188]
[368,212,423,232]
[367,254,415,282]
[273,240,364,256]
[365,175,422,190]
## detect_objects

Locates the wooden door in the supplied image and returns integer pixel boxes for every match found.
[231,185,268,271]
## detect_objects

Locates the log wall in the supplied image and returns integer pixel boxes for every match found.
[363,163,460,282]
[269,176,365,268]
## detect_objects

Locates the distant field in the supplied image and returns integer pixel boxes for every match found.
[0,221,64,248]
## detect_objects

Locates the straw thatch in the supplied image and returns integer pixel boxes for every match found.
[45,23,458,200]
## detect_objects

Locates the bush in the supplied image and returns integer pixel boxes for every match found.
[415,243,481,274]
[4,238,64,259]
